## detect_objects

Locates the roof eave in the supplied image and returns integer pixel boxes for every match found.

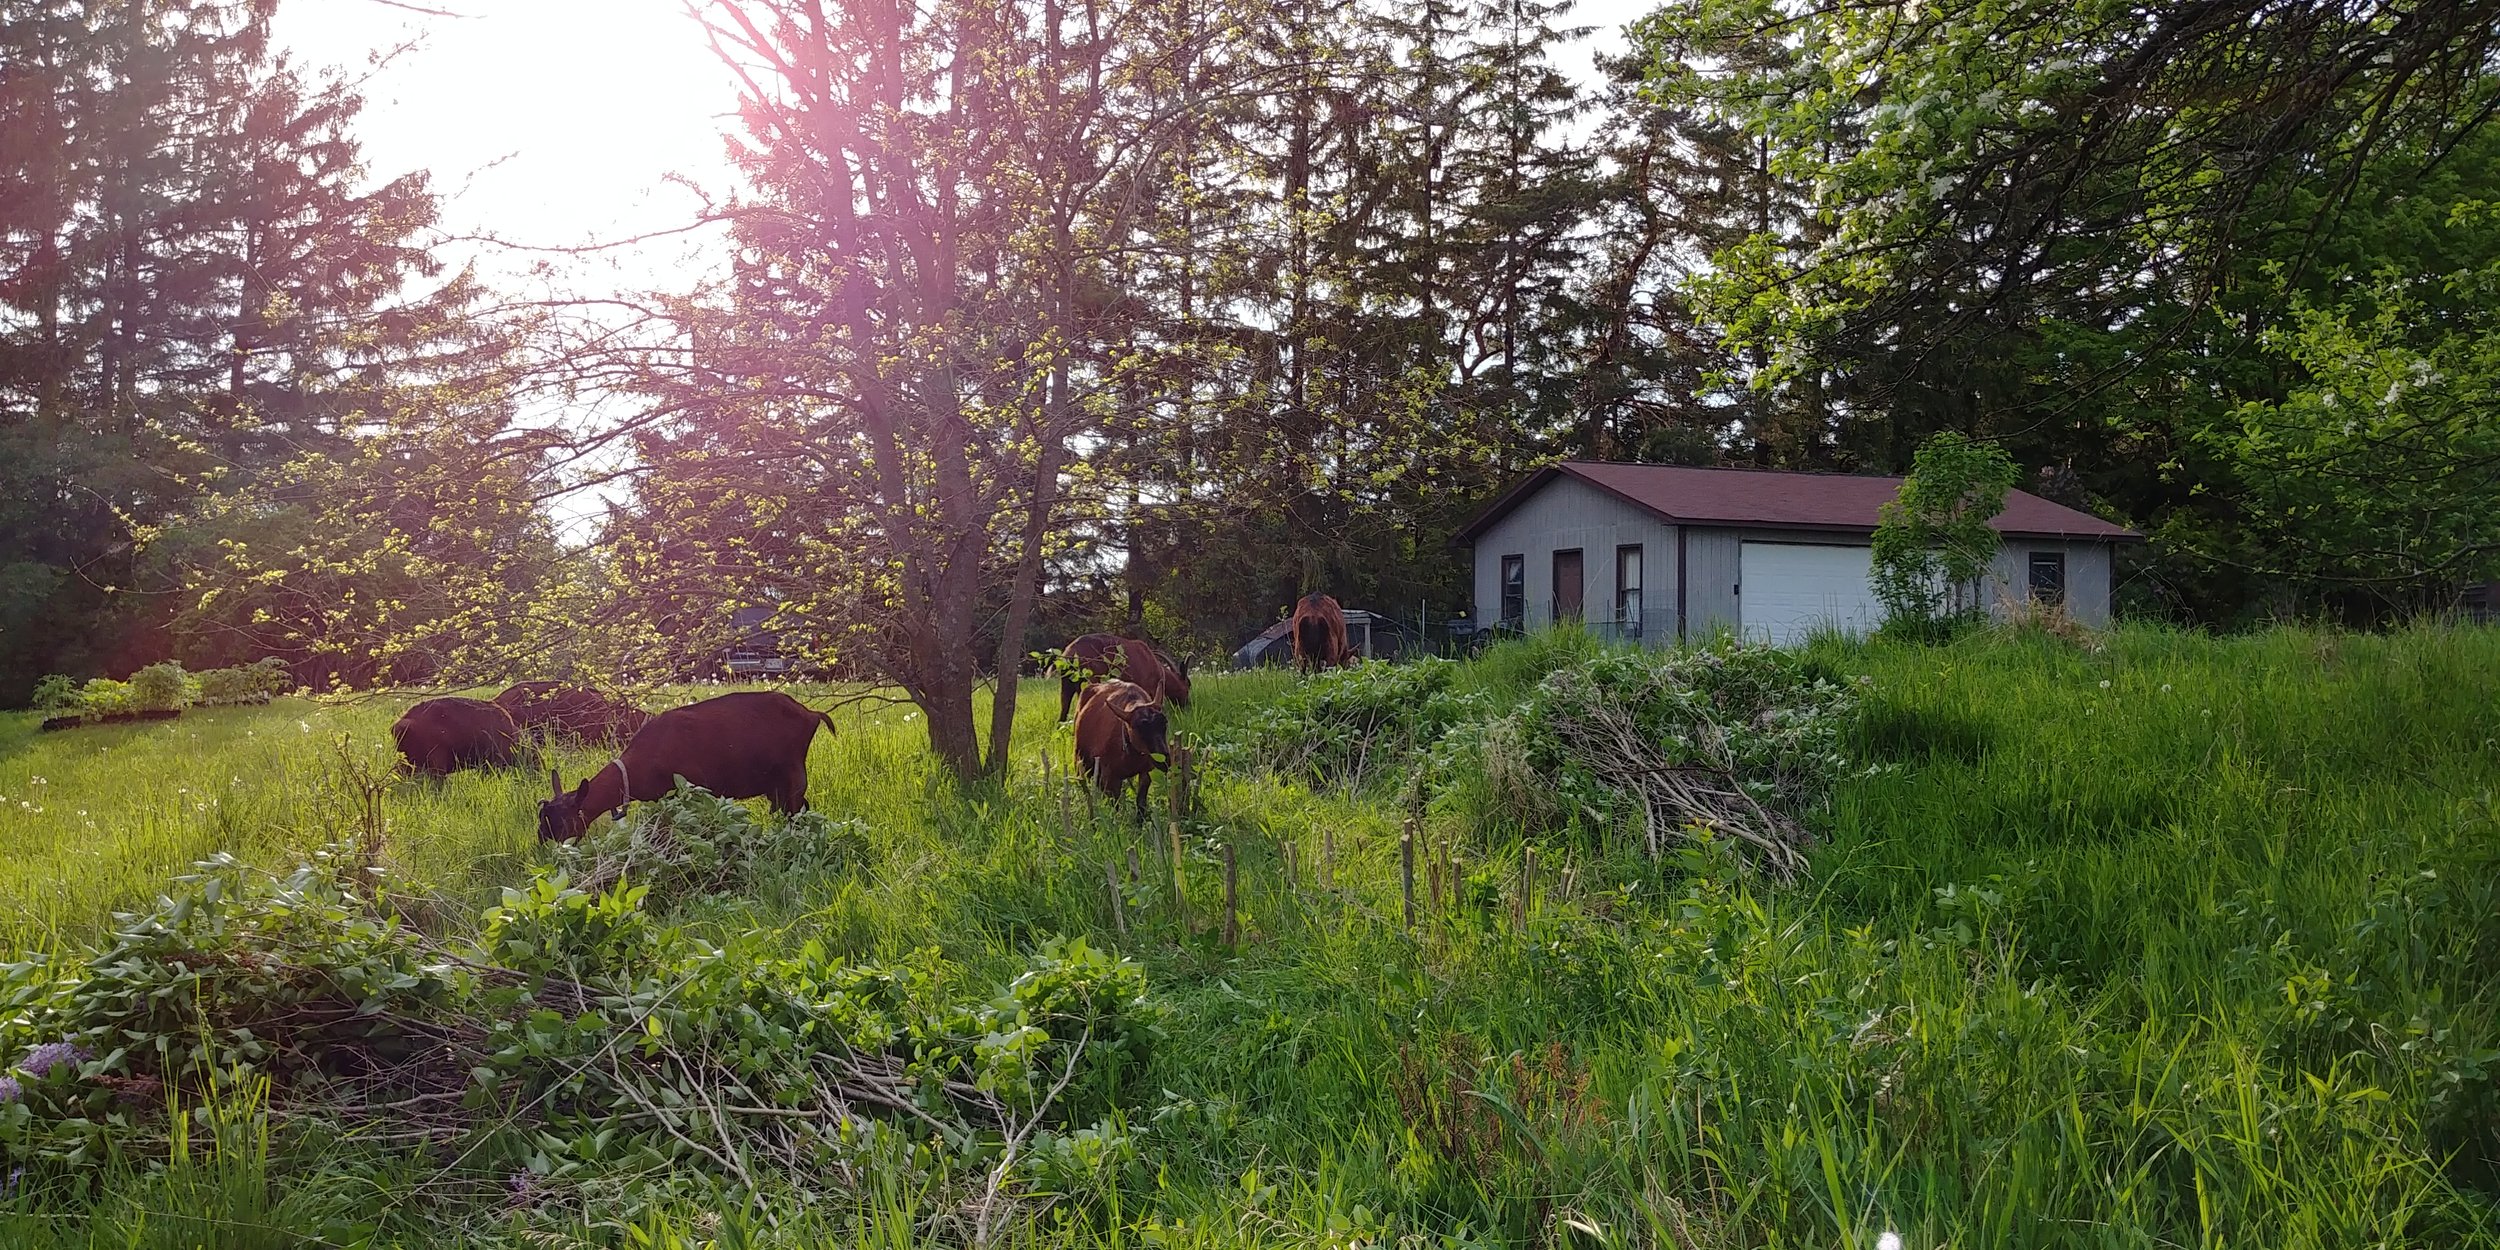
[1451,461,2141,545]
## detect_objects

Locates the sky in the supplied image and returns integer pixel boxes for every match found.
[272,0,1661,300]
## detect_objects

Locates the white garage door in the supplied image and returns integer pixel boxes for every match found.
[1739,542,1886,645]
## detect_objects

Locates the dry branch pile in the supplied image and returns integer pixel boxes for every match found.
[1482,645,1859,878]
[0,845,1157,1217]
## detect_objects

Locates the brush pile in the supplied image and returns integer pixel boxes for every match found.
[0,843,1159,1200]
[551,781,870,901]
[1484,643,1859,878]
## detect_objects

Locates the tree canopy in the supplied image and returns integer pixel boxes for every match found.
[6,0,2498,746]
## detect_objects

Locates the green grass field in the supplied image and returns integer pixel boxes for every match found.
[0,626,2495,1247]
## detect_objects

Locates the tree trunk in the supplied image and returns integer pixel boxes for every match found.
[986,367,1070,777]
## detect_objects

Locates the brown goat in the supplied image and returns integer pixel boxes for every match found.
[537,690,832,842]
[1290,593,1350,673]
[1058,634,1189,720]
[494,682,651,747]
[1072,679,1170,822]
[391,698,521,777]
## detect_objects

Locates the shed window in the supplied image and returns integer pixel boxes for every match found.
[2028,551,2067,606]
[1615,545,1643,634]
[1500,555,1524,627]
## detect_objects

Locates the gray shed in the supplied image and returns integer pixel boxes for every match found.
[1454,462,2140,646]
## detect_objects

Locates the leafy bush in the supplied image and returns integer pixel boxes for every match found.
[72,679,133,719]
[194,658,290,706]
[28,676,80,714]
[1471,641,1860,876]
[1231,658,1486,791]
[126,662,192,714]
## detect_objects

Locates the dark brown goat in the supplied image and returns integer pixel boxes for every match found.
[1072,679,1170,822]
[1058,634,1189,720]
[1290,593,1350,673]
[494,682,652,747]
[537,691,832,842]
[391,698,521,777]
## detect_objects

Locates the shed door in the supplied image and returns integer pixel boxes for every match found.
[1738,542,1884,645]
[1552,549,1584,622]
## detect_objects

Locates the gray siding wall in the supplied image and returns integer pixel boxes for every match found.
[1988,538,2114,626]
[1686,528,2118,636]
[1471,478,1678,641]
[1683,527,1743,636]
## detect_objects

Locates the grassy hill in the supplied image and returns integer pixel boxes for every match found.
[0,625,2493,1247]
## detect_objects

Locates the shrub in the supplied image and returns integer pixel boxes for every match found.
[126,662,191,714]
[73,679,133,718]
[1231,658,1487,791]
[194,658,290,706]
[28,676,80,714]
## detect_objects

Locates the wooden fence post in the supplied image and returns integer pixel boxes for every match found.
[1105,859,1127,938]
[1222,843,1239,946]
[1127,847,1141,885]
[1050,755,1071,849]
[1284,841,1298,890]
[1170,820,1187,930]
[1517,846,1536,931]
[1178,738,1194,817]
[1400,820,1417,930]
[1168,744,1183,824]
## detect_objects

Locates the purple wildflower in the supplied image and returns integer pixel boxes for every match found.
[0,1077,20,1103]
[19,1042,85,1078]
[505,1171,542,1208]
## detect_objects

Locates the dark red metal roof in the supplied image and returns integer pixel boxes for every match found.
[1456,461,2140,543]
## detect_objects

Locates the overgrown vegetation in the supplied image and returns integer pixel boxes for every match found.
[0,627,2496,1246]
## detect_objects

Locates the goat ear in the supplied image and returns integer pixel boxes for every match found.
[549,768,563,800]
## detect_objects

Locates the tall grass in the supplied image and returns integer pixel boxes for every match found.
[0,627,2494,1246]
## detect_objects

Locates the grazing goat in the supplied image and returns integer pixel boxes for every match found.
[392,698,521,777]
[1290,593,1350,673]
[1072,679,1169,822]
[1058,633,1189,720]
[538,691,832,842]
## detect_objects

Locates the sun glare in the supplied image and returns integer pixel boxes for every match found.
[272,0,743,288]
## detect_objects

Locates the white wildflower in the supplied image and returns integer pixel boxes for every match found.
[1877,1234,1904,1250]
[2097,679,2111,689]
